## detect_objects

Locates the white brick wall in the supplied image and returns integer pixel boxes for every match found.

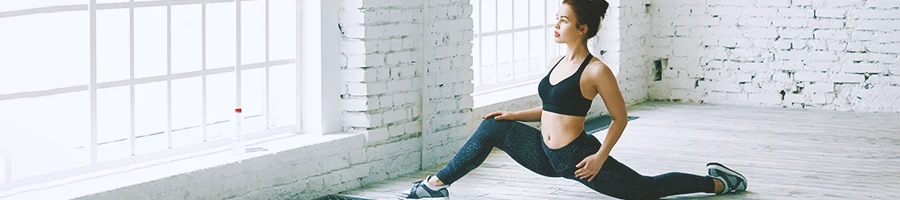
[615,0,653,108]
[73,134,370,200]
[340,0,430,136]
[336,0,432,197]
[419,0,475,169]
[649,0,900,112]
[340,0,473,197]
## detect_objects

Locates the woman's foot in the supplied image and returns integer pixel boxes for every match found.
[398,175,450,199]
[707,162,747,194]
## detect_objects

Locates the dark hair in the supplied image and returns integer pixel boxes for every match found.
[562,0,609,40]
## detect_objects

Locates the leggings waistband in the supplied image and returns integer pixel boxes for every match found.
[542,131,594,152]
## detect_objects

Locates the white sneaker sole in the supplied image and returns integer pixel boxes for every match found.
[708,163,747,191]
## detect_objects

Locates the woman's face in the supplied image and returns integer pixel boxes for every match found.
[553,4,584,44]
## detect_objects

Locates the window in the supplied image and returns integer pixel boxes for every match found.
[0,0,299,188]
[471,0,565,93]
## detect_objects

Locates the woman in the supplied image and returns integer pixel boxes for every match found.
[401,0,747,199]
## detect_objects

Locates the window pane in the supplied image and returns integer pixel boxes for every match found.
[513,0,528,29]
[530,29,545,59]
[206,72,236,139]
[0,12,88,94]
[268,65,296,128]
[97,86,131,162]
[530,0,545,27]
[269,0,296,61]
[97,9,130,83]
[481,0,496,33]
[481,65,496,84]
[134,7,168,78]
[172,77,203,147]
[481,35,496,67]
[241,68,266,132]
[207,3,236,69]
[497,62,512,82]
[515,60,529,78]
[171,5,202,74]
[1,91,88,181]
[497,33,512,64]
[241,1,265,65]
[530,57,545,76]
[497,0,512,31]
[514,31,528,61]
[134,82,168,155]
[0,0,83,12]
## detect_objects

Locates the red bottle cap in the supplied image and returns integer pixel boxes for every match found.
[235,108,242,113]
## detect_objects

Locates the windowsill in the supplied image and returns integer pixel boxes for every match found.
[0,132,363,200]
[472,80,541,108]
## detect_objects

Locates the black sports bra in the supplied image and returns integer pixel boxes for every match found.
[537,55,594,117]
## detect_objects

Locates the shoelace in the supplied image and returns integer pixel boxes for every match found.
[410,178,450,187]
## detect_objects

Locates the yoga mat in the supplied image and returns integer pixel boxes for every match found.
[584,115,639,135]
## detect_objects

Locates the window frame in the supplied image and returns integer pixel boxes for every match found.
[0,0,340,191]
[471,0,564,94]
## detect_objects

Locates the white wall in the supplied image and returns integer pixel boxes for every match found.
[338,0,476,178]
[648,0,900,112]
[586,0,654,117]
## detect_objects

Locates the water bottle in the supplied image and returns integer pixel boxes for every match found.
[233,107,245,156]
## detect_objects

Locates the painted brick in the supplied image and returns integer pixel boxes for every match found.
[843,63,887,74]
[794,71,829,82]
[342,97,377,111]
[865,0,900,8]
[871,43,900,54]
[779,29,815,39]
[815,9,848,18]
[758,0,792,7]
[852,9,900,19]
[779,8,816,17]
[809,51,840,61]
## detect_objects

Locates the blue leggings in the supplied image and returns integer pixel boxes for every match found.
[435,118,715,200]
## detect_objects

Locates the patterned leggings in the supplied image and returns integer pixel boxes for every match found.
[435,117,716,200]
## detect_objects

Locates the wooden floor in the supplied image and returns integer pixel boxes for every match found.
[337,102,900,199]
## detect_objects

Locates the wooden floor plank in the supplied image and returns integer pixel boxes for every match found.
[336,102,900,199]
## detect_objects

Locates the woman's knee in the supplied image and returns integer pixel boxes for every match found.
[475,117,513,136]
[478,116,501,127]
[478,117,517,130]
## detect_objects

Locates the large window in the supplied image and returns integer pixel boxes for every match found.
[0,0,298,188]
[471,0,565,93]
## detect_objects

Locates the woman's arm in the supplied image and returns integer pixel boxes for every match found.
[592,63,628,158]
[574,62,629,182]
[511,106,542,122]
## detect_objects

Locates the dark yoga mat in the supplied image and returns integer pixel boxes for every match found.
[584,115,639,135]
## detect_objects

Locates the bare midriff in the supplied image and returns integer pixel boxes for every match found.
[540,111,587,149]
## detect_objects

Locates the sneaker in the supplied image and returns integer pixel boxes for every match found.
[398,175,449,200]
[707,162,747,194]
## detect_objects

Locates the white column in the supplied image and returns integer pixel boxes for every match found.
[299,0,341,134]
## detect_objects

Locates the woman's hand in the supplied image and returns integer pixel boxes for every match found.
[482,110,516,120]
[575,153,608,182]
